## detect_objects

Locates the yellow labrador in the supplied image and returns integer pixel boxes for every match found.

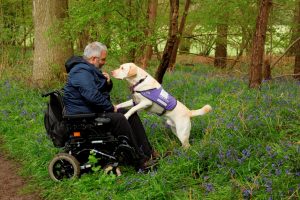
[111,63,212,148]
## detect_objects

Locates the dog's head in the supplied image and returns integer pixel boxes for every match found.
[111,63,138,80]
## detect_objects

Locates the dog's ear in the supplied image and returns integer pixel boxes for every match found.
[127,64,137,77]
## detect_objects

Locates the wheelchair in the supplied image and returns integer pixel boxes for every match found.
[42,90,138,181]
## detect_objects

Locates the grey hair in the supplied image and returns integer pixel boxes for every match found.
[83,42,107,59]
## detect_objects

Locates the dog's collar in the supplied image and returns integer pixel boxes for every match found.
[130,76,147,93]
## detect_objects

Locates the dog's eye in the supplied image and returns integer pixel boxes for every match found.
[121,67,124,70]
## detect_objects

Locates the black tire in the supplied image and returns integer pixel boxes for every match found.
[48,153,80,182]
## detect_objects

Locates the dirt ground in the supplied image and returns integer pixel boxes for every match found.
[0,150,41,200]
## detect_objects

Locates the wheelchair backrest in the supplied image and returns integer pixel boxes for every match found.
[49,90,64,121]
[43,90,68,147]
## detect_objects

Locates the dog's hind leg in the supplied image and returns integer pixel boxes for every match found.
[174,119,191,149]
[166,119,176,135]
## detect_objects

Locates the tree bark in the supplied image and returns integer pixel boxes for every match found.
[32,0,73,87]
[263,57,271,80]
[214,21,228,68]
[294,0,300,80]
[249,0,272,89]
[155,0,191,83]
[126,0,137,62]
[140,0,158,68]
[288,1,300,56]
[169,0,191,71]
[179,24,196,54]
[155,0,179,83]
[77,29,90,52]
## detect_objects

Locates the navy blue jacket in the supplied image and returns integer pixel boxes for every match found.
[63,56,114,114]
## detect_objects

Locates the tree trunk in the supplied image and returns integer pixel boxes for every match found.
[294,0,300,80]
[179,24,196,54]
[231,29,251,68]
[214,22,228,68]
[155,0,190,83]
[263,57,271,80]
[249,0,272,89]
[77,29,90,52]
[288,1,300,56]
[126,0,137,62]
[140,0,158,68]
[169,0,191,71]
[0,0,3,48]
[155,0,179,83]
[32,0,73,87]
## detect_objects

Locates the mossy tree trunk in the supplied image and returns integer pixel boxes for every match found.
[214,22,228,68]
[294,0,300,80]
[32,0,73,88]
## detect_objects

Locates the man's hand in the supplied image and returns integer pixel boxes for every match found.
[113,105,118,112]
[103,72,111,83]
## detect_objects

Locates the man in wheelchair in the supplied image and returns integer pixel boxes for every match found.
[44,42,158,181]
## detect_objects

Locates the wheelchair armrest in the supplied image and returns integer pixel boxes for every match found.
[63,113,97,119]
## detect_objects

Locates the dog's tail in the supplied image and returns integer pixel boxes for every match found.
[190,105,212,117]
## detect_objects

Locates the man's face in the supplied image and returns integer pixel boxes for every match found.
[91,50,107,68]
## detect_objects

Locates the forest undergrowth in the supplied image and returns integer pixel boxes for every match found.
[0,62,299,200]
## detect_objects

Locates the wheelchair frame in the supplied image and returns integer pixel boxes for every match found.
[43,90,137,181]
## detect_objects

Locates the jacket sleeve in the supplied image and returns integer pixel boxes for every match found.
[71,69,114,112]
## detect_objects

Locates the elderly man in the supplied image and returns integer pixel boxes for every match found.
[63,42,157,171]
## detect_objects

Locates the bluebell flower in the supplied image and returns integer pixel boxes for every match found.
[242,189,251,199]
[226,122,234,129]
[266,186,272,193]
[226,149,231,158]
[266,146,272,152]
[204,183,213,192]
[1,110,9,118]
[230,168,236,175]
[4,80,11,89]
[20,110,28,116]
[218,151,224,160]
[270,152,277,159]
[238,157,245,164]
[277,160,283,166]
[242,149,251,158]
[264,178,272,193]
[275,169,281,176]
[143,119,149,126]
[150,123,158,129]
[271,163,276,168]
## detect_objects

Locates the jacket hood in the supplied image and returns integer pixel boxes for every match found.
[65,56,93,73]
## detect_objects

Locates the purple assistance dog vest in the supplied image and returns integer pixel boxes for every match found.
[136,87,177,111]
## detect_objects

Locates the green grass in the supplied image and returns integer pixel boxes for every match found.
[0,65,299,200]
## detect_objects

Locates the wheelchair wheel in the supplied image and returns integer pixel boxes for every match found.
[114,144,136,165]
[48,153,80,181]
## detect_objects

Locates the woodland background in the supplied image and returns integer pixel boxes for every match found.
[0,0,300,85]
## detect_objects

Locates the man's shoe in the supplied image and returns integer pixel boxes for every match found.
[142,158,158,169]
[151,150,160,160]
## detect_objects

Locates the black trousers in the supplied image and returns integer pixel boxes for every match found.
[104,108,153,163]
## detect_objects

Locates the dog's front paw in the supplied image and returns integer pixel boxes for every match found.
[204,105,212,113]
[124,113,130,119]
